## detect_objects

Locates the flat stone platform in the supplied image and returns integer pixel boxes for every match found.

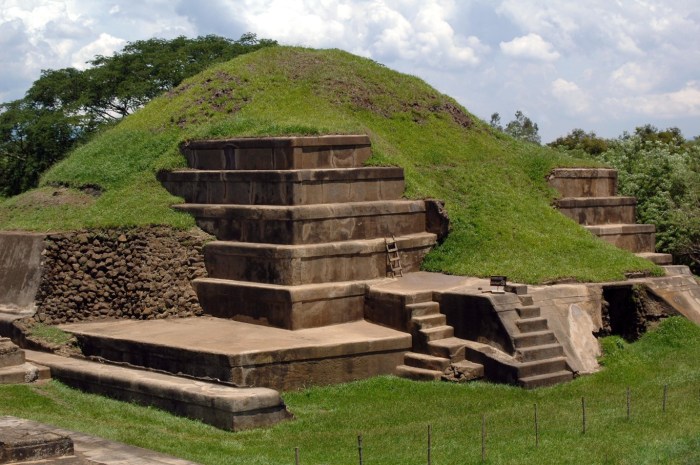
[25,350,290,432]
[0,416,200,464]
[58,318,411,391]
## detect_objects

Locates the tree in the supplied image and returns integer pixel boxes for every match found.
[548,128,609,155]
[489,110,541,144]
[0,34,277,197]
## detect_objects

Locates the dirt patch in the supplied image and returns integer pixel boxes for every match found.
[15,187,96,209]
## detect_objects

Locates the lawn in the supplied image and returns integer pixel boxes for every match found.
[1,317,698,464]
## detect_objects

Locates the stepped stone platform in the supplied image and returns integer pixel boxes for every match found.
[159,135,441,330]
[58,317,411,392]
[549,168,672,265]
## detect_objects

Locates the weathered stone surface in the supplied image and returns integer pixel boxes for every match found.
[26,350,292,431]
[175,200,427,244]
[0,232,45,312]
[585,223,656,253]
[158,168,406,205]
[548,168,617,197]
[193,279,370,329]
[1,416,200,465]
[556,196,637,225]
[202,233,437,285]
[181,135,372,170]
[33,226,209,324]
[59,318,411,391]
[0,427,73,463]
[0,338,24,369]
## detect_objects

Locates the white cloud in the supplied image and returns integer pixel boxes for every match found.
[610,62,660,93]
[551,78,590,115]
[500,33,560,61]
[607,81,700,119]
[71,33,126,69]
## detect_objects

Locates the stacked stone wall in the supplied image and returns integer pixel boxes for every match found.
[33,226,210,324]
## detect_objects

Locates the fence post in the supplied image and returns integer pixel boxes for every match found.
[581,397,586,435]
[427,424,432,465]
[358,435,363,465]
[627,387,631,421]
[294,447,300,465]
[663,384,668,413]
[481,414,486,462]
[534,403,539,447]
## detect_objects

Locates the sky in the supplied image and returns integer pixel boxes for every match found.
[1,0,699,142]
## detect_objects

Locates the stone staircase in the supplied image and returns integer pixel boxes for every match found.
[369,283,572,388]
[548,168,672,265]
[158,135,438,329]
[0,337,49,384]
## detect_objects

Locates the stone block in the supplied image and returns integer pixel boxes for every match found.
[556,196,636,225]
[157,168,405,205]
[25,350,291,432]
[175,200,427,243]
[193,279,371,329]
[0,338,24,369]
[548,168,617,197]
[203,233,437,285]
[585,223,656,253]
[0,429,73,463]
[180,135,372,170]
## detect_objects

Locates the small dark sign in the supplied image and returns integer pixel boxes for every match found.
[490,276,507,287]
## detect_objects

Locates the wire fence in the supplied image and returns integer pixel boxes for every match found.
[289,383,698,464]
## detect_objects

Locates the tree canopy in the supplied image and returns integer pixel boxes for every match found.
[0,33,276,197]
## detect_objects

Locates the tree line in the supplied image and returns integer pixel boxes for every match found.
[0,33,276,197]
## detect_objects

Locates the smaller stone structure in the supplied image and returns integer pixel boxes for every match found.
[548,168,672,264]
[0,337,49,385]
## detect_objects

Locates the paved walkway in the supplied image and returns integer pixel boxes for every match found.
[0,416,200,465]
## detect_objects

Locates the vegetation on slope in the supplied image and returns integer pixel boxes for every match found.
[1,317,698,464]
[0,46,658,283]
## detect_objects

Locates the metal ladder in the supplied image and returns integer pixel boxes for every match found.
[385,235,403,278]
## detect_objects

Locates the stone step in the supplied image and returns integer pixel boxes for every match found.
[447,360,485,381]
[515,343,565,362]
[515,317,549,333]
[202,233,436,285]
[193,278,371,329]
[0,337,25,368]
[516,305,540,319]
[0,362,50,384]
[428,337,467,361]
[548,168,618,198]
[403,352,451,371]
[174,200,428,243]
[412,313,446,330]
[519,370,574,389]
[513,330,557,348]
[406,301,441,318]
[25,350,291,431]
[516,356,568,378]
[395,364,442,381]
[157,167,405,205]
[180,135,372,170]
[556,196,636,225]
[636,252,673,265]
[419,325,454,343]
[585,223,656,253]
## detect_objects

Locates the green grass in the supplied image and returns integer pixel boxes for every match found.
[27,323,74,346]
[1,317,698,464]
[0,46,659,283]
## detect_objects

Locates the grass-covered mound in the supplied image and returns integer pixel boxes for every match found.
[1,317,698,464]
[0,46,658,283]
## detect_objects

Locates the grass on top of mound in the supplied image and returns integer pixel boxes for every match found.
[0,46,659,283]
[0,317,698,465]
